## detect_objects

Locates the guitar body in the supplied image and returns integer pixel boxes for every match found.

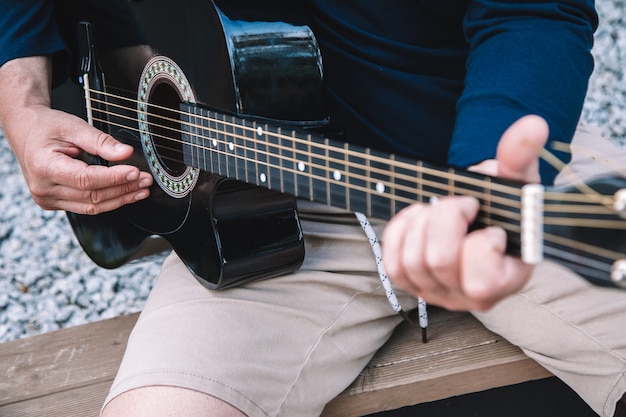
[62,0,326,289]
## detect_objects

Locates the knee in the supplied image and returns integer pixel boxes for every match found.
[101,386,246,417]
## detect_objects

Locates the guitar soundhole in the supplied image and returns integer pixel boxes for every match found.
[147,81,186,176]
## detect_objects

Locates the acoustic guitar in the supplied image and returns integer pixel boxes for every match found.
[61,0,626,290]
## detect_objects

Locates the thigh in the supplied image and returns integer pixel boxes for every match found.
[477,123,626,417]
[474,262,626,417]
[103,201,416,417]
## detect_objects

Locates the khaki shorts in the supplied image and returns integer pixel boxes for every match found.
[104,123,626,417]
[104,203,417,417]
[476,122,626,417]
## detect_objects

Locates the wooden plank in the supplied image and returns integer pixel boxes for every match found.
[321,308,551,417]
[0,313,138,406]
[0,308,550,417]
[0,381,111,417]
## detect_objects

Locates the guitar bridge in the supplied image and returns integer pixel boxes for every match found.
[521,184,545,264]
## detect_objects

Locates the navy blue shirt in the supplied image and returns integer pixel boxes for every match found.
[0,0,597,184]
[306,0,597,183]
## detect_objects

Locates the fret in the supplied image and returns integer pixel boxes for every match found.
[415,159,444,202]
[253,122,270,189]
[223,114,237,180]
[328,140,347,210]
[325,139,331,205]
[294,133,311,199]
[217,113,228,177]
[417,160,423,204]
[346,143,367,215]
[344,143,351,211]
[199,107,209,172]
[447,168,456,197]
[180,104,193,167]
[310,136,326,203]
[208,110,220,175]
[392,154,424,213]
[266,124,281,192]
[280,129,297,195]
[243,118,257,185]
[483,176,493,226]
[232,116,246,182]
[368,148,393,219]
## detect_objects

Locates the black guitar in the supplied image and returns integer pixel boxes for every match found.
[61,0,626,290]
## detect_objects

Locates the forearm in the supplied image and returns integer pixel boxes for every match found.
[0,56,54,155]
[449,0,597,183]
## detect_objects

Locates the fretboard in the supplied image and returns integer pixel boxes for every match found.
[180,103,525,254]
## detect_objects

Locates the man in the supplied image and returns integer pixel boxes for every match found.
[1,1,624,416]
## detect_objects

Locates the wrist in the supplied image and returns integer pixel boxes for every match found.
[0,56,53,124]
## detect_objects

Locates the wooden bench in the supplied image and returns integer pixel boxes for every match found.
[0,307,551,417]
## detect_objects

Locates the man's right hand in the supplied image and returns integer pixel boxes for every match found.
[0,56,153,215]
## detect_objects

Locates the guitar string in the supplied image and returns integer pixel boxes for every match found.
[85,112,621,274]
[86,89,529,195]
[88,114,626,267]
[86,94,626,263]
[86,105,624,234]
[92,112,538,222]
[85,89,612,211]
[89,109,528,210]
[87,95,620,219]
[88,87,620,213]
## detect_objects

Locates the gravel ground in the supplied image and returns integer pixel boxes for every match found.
[1,3,626,342]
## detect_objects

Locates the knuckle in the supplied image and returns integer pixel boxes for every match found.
[84,202,102,216]
[74,169,96,191]
[95,131,114,149]
[88,189,103,204]
[425,250,455,274]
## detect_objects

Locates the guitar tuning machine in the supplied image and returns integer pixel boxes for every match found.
[611,260,626,288]
[614,189,626,219]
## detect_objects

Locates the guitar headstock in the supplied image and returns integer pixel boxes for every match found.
[544,175,626,288]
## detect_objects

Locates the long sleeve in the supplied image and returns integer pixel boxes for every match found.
[0,0,146,88]
[0,0,65,68]
[448,0,598,184]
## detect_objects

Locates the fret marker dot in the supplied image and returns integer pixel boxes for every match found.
[257,127,263,136]
[228,142,234,151]
[376,182,385,194]
[260,173,267,183]
[333,170,342,181]
[298,162,306,172]
[212,139,217,147]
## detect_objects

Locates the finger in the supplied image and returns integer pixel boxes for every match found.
[29,158,152,213]
[53,187,150,215]
[424,196,479,290]
[382,204,428,295]
[460,226,533,310]
[496,115,549,183]
[54,157,152,193]
[62,116,135,162]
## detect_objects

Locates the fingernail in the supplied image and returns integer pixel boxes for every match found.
[484,226,506,249]
[126,171,139,181]
[139,177,152,188]
[135,191,149,201]
[115,143,131,152]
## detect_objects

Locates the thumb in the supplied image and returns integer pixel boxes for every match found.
[496,115,549,183]
[65,116,134,163]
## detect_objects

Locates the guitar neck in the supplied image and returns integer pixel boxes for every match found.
[180,103,526,254]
